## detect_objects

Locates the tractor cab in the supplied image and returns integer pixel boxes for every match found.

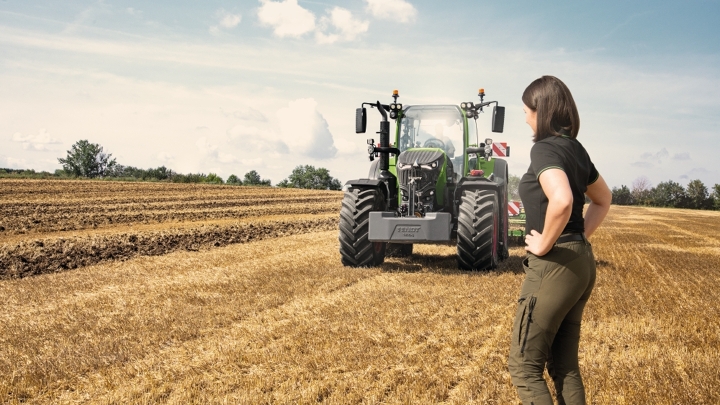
[398,105,464,182]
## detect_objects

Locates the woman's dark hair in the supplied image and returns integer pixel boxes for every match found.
[522,76,580,142]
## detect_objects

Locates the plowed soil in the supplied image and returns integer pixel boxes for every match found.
[0,179,340,278]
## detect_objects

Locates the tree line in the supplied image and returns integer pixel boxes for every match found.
[612,177,720,210]
[0,140,342,190]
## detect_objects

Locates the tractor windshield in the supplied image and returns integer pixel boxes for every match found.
[398,106,463,158]
[398,105,465,179]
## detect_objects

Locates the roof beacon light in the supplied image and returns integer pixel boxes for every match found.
[477,88,486,112]
[392,89,399,104]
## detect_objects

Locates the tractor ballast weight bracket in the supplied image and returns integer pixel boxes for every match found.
[368,212,452,242]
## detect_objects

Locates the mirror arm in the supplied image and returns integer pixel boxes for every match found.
[475,100,498,109]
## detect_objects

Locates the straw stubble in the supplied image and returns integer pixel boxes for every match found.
[1,180,719,404]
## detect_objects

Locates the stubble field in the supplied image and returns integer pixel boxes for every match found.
[1,179,719,404]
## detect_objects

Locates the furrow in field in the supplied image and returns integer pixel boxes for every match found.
[0,180,338,202]
[0,214,338,279]
[0,201,340,235]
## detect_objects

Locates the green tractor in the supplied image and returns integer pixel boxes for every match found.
[339,89,512,270]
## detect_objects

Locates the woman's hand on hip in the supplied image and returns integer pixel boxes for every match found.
[525,229,552,256]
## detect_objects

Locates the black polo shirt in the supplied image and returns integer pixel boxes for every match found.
[519,135,599,235]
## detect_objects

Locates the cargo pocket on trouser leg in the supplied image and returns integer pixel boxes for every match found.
[520,296,537,356]
[508,295,529,387]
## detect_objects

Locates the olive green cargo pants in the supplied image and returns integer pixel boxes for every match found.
[508,238,596,405]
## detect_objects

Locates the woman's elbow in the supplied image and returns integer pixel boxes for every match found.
[550,193,574,212]
[586,176,612,207]
[589,189,611,209]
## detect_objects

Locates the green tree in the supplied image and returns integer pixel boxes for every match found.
[631,176,653,205]
[204,173,224,184]
[243,170,271,186]
[277,165,342,190]
[58,140,117,178]
[686,179,712,209]
[507,174,520,201]
[226,174,242,185]
[651,180,688,208]
[611,185,634,205]
[712,184,720,210]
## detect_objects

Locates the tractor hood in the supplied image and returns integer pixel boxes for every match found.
[397,148,445,168]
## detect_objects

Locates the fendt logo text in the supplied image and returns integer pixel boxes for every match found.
[395,226,421,238]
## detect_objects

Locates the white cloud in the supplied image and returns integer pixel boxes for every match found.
[333,137,362,155]
[157,152,175,163]
[221,106,266,121]
[365,0,417,23]
[210,10,242,35]
[63,2,111,34]
[220,13,242,29]
[239,157,265,167]
[640,147,669,162]
[227,123,290,156]
[316,7,369,44]
[0,156,28,169]
[195,136,239,164]
[195,136,217,156]
[672,152,691,160]
[257,0,316,38]
[218,152,238,164]
[11,129,62,151]
[277,98,337,159]
[631,161,654,168]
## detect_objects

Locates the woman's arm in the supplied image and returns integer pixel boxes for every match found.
[584,174,611,238]
[525,168,573,256]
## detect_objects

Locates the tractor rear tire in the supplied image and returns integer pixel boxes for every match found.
[339,188,387,267]
[457,189,499,270]
[387,243,413,257]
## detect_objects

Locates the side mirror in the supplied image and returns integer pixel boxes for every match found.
[356,107,367,133]
[492,106,505,133]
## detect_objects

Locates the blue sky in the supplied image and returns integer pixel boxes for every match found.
[2,0,719,189]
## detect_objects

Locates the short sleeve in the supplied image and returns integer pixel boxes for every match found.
[588,161,599,185]
[530,141,564,179]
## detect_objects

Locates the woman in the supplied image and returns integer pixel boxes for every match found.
[508,76,611,405]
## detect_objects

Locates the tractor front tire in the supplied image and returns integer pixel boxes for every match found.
[339,188,387,267]
[457,189,499,270]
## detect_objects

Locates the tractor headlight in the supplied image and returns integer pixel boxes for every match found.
[461,102,467,109]
[397,162,404,169]
[368,145,375,154]
[431,161,437,168]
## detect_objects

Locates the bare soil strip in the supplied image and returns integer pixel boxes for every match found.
[0,180,341,279]
[0,215,336,279]
[0,179,340,236]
